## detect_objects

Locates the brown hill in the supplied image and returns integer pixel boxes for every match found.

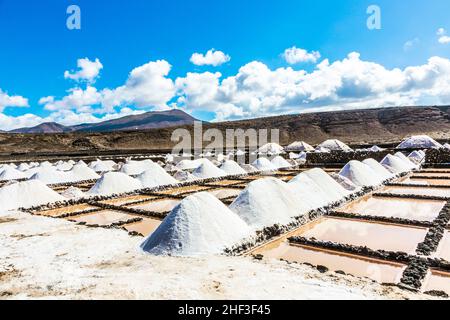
[0,106,449,155]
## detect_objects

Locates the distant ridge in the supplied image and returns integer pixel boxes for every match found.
[9,109,199,133]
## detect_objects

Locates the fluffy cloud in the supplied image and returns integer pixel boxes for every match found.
[176,52,450,120]
[64,58,103,83]
[190,49,231,66]
[283,46,321,64]
[437,28,450,44]
[40,60,175,115]
[0,89,28,112]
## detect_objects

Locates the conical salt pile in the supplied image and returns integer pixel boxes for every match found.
[380,154,412,174]
[192,161,227,179]
[141,192,251,256]
[136,165,178,188]
[339,160,382,187]
[87,172,142,196]
[0,166,26,181]
[220,160,247,175]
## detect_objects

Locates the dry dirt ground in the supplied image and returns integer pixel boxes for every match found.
[0,210,433,300]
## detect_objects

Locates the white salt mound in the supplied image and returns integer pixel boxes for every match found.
[240,164,258,173]
[369,145,384,152]
[380,154,412,174]
[289,168,349,206]
[30,167,77,184]
[120,160,155,175]
[176,158,210,170]
[0,180,65,211]
[55,162,73,171]
[394,152,419,170]
[339,160,382,187]
[141,192,251,256]
[408,151,426,164]
[0,167,26,181]
[397,135,443,149]
[230,178,310,230]
[257,143,284,154]
[271,156,292,169]
[285,141,314,152]
[315,146,331,153]
[236,150,246,156]
[192,161,227,179]
[331,173,360,192]
[87,172,142,196]
[70,164,100,181]
[17,163,30,171]
[444,143,450,150]
[220,160,247,175]
[61,186,85,199]
[136,167,178,188]
[362,158,393,181]
[252,158,277,171]
[173,171,196,182]
[318,139,353,152]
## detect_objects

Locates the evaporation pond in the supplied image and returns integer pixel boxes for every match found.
[129,199,180,212]
[301,217,427,254]
[339,196,445,222]
[123,218,162,236]
[401,178,450,186]
[381,186,450,198]
[435,230,450,262]
[66,210,136,226]
[422,270,450,295]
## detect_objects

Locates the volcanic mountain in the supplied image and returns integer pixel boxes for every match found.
[10,109,198,133]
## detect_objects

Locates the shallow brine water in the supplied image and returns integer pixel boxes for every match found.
[129,199,180,213]
[158,185,212,195]
[208,188,242,199]
[413,172,450,178]
[99,195,158,206]
[36,204,99,217]
[301,217,428,254]
[339,196,445,222]
[422,270,450,295]
[381,186,450,198]
[401,178,450,186]
[66,210,136,226]
[260,243,406,284]
[123,218,162,236]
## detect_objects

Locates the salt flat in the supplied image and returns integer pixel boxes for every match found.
[0,210,423,300]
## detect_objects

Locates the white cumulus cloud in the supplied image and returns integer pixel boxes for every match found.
[437,28,450,44]
[283,46,321,64]
[190,49,231,66]
[64,58,104,83]
[0,89,29,112]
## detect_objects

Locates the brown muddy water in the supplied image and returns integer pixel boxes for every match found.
[208,188,242,199]
[339,195,445,222]
[422,270,450,295]
[381,186,450,198]
[66,210,136,226]
[123,217,162,236]
[250,220,406,284]
[36,204,99,217]
[435,230,450,262]
[401,178,450,186]
[128,199,180,213]
[300,217,428,254]
[99,195,159,206]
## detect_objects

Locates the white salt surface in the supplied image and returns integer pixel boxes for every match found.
[331,173,360,192]
[394,152,419,170]
[69,164,100,181]
[408,151,426,164]
[380,154,412,174]
[271,156,292,169]
[315,146,331,153]
[286,141,314,152]
[17,163,31,171]
[362,158,394,181]
[136,165,178,188]
[318,139,353,152]
[397,135,443,149]
[176,158,211,170]
[240,164,259,173]
[192,161,227,179]
[220,160,247,175]
[61,187,85,199]
[173,171,197,182]
[230,178,311,229]
[0,180,65,211]
[87,172,142,196]
[141,192,251,256]
[30,167,77,185]
[252,158,277,171]
[257,143,284,155]
[444,143,450,150]
[339,160,382,187]
[88,160,115,172]
[0,167,27,181]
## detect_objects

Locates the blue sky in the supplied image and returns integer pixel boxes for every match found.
[0,0,449,129]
